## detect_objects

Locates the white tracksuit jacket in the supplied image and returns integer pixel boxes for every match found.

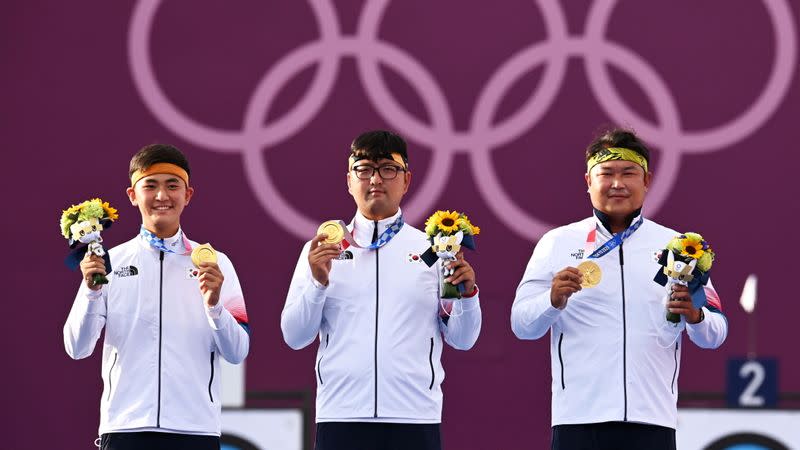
[511,213,727,429]
[64,230,250,436]
[282,209,482,423]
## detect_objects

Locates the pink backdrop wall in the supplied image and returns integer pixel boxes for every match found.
[4,1,799,448]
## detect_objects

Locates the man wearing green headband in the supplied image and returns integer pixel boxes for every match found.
[511,128,727,449]
[282,130,482,450]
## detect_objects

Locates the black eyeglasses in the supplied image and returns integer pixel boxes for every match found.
[351,165,406,180]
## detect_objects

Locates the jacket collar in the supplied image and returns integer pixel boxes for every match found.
[593,208,643,238]
[138,226,186,252]
[350,208,402,247]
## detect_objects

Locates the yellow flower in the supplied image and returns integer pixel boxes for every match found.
[435,210,460,233]
[61,204,81,218]
[456,217,480,235]
[678,233,705,259]
[59,198,118,240]
[425,210,460,235]
[101,200,119,221]
[59,204,82,238]
[665,232,714,272]
[424,215,438,236]
[425,210,480,237]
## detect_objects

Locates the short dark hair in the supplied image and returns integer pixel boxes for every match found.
[129,144,191,180]
[585,128,650,166]
[350,130,408,167]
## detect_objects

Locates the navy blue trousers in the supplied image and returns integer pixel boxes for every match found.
[315,422,442,450]
[100,431,220,450]
[552,422,676,450]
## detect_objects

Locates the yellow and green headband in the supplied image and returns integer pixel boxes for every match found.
[587,147,648,173]
[348,152,407,171]
[130,163,190,187]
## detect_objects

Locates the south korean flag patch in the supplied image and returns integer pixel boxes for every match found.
[187,267,200,279]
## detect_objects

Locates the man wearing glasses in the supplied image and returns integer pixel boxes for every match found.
[282,130,482,450]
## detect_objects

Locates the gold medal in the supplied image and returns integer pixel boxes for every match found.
[191,243,217,267]
[577,261,602,288]
[317,220,345,245]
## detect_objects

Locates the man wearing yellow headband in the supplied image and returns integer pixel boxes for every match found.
[282,130,482,450]
[511,128,727,450]
[64,144,250,450]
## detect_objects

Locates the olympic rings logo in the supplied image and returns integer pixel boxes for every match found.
[128,0,796,240]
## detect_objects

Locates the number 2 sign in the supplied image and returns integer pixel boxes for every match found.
[727,358,778,408]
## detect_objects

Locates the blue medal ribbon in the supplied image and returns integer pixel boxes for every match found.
[365,215,404,250]
[587,216,644,259]
[140,225,190,254]
[338,215,405,250]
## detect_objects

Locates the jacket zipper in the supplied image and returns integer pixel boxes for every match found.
[671,341,679,394]
[373,221,380,418]
[317,333,329,385]
[619,243,628,421]
[558,333,565,390]
[107,351,118,401]
[208,351,215,402]
[428,338,435,390]
[157,251,164,427]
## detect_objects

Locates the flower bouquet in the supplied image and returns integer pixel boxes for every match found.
[60,198,118,285]
[653,232,714,324]
[420,210,480,299]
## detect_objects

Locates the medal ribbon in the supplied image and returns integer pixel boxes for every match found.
[332,215,404,250]
[140,225,192,255]
[585,216,644,259]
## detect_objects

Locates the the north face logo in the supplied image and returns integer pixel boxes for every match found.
[114,265,139,277]
[335,250,353,260]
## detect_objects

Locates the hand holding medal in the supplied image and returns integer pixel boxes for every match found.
[552,217,645,307]
[191,243,218,267]
[577,261,602,288]
[317,220,345,245]
[191,243,224,307]
[308,220,349,286]
[550,228,606,309]
[310,214,407,286]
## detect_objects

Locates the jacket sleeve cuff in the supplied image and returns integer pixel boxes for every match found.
[542,304,563,318]
[206,302,224,320]
[86,288,104,300]
[207,304,237,330]
[463,284,479,298]
[306,271,328,304]
[457,285,480,311]
[78,288,106,315]
[686,307,712,334]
